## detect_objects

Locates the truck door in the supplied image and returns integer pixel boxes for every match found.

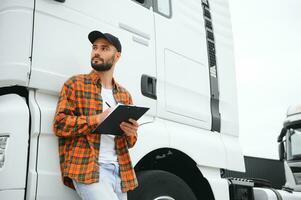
[29,0,156,114]
[154,0,211,129]
[152,0,229,169]
[29,0,156,199]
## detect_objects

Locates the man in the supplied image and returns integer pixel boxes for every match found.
[53,30,139,200]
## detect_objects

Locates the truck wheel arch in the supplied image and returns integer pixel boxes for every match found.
[133,148,215,200]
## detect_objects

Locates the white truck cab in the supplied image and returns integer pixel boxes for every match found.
[278,104,301,193]
[2,0,296,200]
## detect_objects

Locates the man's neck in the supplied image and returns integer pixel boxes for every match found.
[94,70,114,89]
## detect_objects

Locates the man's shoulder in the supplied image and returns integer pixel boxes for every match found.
[64,73,93,86]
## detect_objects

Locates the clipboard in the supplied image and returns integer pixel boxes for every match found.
[92,104,150,135]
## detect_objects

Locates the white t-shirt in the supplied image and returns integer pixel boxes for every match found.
[99,87,118,164]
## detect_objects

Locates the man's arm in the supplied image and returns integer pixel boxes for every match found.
[53,81,100,138]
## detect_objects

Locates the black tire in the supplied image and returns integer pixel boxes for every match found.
[128,170,198,200]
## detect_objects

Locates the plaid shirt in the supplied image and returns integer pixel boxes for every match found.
[53,70,138,192]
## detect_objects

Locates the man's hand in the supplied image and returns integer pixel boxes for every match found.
[120,118,139,137]
[96,108,113,124]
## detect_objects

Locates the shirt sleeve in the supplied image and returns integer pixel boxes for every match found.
[125,134,137,149]
[53,80,99,138]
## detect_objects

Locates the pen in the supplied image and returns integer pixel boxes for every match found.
[105,101,111,108]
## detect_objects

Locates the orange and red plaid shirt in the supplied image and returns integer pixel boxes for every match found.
[53,70,138,192]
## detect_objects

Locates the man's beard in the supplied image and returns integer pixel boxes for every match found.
[91,55,115,72]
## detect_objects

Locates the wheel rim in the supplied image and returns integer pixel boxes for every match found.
[153,196,175,200]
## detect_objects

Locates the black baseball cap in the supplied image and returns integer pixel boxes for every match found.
[88,30,122,52]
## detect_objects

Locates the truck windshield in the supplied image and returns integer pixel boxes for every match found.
[288,128,301,161]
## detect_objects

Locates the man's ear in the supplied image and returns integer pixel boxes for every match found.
[115,52,121,61]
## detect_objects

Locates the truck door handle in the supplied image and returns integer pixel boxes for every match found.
[141,74,157,100]
[54,0,65,3]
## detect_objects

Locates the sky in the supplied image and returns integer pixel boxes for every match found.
[228,0,301,159]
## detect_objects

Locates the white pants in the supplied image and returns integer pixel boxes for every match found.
[73,163,127,200]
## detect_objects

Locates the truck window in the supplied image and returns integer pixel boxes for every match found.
[291,129,301,158]
[153,0,172,18]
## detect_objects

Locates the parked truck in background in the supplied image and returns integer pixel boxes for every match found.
[1,0,301,199]
[278,105,301,193]
[227,105,301,199]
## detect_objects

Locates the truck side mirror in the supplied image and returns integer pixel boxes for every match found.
[278,127,287,142]
[278,141,285,161]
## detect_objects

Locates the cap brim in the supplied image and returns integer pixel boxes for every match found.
[88,30,111,44]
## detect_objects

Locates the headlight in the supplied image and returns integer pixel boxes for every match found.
[0,135,9,168]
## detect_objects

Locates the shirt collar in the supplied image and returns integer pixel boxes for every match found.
[88,70,121,91]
